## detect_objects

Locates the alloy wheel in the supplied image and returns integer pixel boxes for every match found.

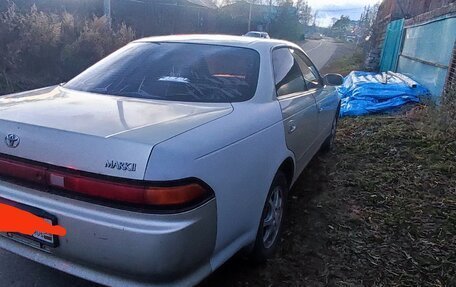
[262,186,284,249]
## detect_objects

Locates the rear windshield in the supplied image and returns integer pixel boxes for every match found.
[246,32,261,37]
[64,42,260,103]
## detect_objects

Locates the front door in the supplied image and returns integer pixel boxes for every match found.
[294,50,336,141]
[273,47,319,173]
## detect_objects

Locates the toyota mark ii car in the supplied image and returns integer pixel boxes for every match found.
[0,35,342,286]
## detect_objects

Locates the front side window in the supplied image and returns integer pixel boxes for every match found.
[64,42,260,103]
[293,50,322,89]
[272,48,306,97]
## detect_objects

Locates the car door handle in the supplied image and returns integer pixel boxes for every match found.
[288,121,297,133]
[317,105,324,113]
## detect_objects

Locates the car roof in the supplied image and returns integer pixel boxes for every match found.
[134,34,296,50]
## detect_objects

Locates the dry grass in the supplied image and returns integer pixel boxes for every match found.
[418,85,456,139]
[202,107,456,287]
[321,48,365,76]
[324,114,455,286]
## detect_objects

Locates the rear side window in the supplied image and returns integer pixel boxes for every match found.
[272,48,306,97]
[64,42,260,103]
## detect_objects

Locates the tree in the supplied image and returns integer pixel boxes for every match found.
[359,4,379,40]
[270,0,300,40]
[331,15,350,38]
[332,15,350,30]
[295,0,312,26]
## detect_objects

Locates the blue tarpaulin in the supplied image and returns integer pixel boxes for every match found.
[338,71,430,117]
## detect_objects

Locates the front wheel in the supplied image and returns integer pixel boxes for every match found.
[250,171,288,262]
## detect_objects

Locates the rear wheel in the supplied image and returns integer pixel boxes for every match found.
[251,171,288,262]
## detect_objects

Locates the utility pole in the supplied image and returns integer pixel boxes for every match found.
[104,0,111,27]
[313,10,318,27]
[248,1,253,31]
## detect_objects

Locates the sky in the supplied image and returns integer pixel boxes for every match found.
[306,0,380,27]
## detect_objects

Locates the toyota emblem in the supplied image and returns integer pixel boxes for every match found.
[5,134,20,148]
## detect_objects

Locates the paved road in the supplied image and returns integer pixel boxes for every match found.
[0,249,97,287]
[0,37,342,287]
[0,250,99,287]
[300,38,339,70]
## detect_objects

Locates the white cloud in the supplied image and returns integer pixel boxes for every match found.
[303,0,380,27]
[306,0,380,10]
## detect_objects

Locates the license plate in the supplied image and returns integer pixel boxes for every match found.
[0,197,60,249]
[4,217,59,250]
[17,215,60,248]
[32,218,55,244]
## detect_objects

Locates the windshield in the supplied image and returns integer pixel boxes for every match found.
[64,42,260,103]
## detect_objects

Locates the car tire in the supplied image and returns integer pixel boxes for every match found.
[251,171,288,262]
[321,113,339,153]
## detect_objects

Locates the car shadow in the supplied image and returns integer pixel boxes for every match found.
[199,151,336,286]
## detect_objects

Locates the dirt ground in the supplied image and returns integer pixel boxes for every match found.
[201,115,455,287]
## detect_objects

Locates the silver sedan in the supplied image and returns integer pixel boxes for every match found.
[0,35,342,286]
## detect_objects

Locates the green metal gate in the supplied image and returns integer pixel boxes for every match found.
[380,19,405,72]
[397,17,456,97]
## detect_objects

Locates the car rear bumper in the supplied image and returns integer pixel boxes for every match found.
[0,180,217,287]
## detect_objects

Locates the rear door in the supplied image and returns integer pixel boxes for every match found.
[273,47,318,173]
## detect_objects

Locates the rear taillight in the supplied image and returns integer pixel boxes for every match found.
[47,171,209,206]
[0,158,46,185]
[0,156,212,208]
[145,184,208,205]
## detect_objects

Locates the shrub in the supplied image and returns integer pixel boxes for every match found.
[440,84,456,136]
[0,2,24,92]
[409,84,456,142]
[61,16,135,78]
[18,5,62,78]
[0,2,135,95]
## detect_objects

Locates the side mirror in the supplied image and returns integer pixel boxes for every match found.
[323,73,344,86]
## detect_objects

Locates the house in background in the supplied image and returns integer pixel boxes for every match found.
[369,0,456,98]
[111,0,217,36]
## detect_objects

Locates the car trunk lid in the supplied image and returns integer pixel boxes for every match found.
[0,86,232,180]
